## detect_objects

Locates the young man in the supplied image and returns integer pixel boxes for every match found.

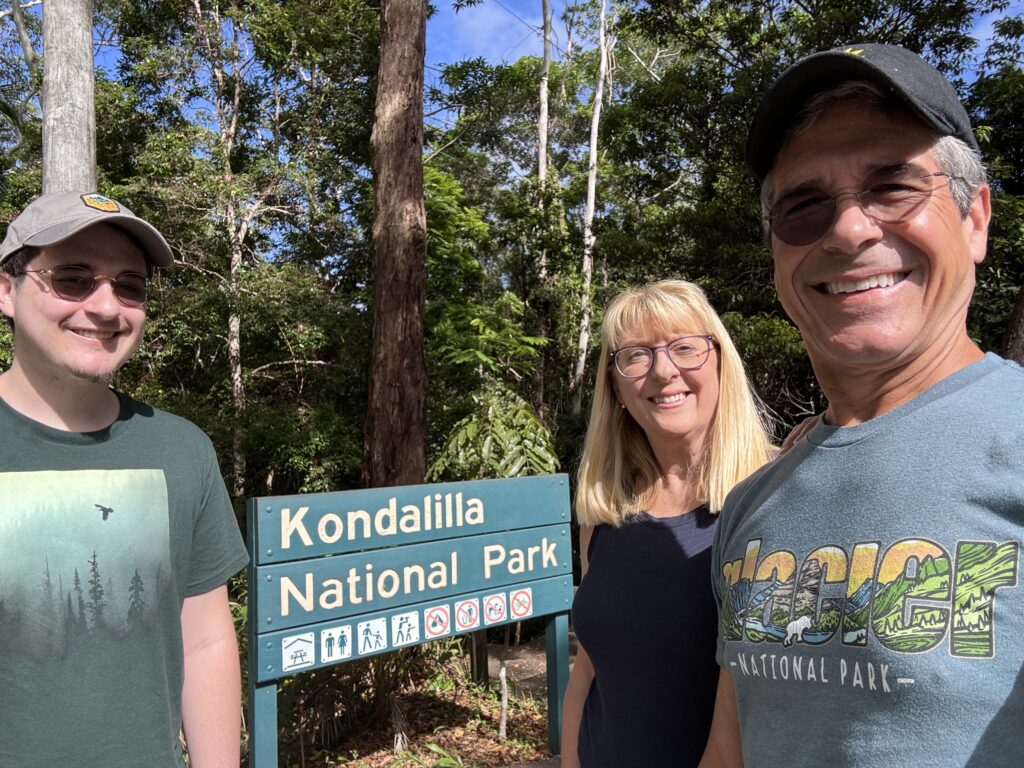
[703,45,1024,766]
[0,192,249,767]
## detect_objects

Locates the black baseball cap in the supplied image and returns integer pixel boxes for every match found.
[745,43,979,181]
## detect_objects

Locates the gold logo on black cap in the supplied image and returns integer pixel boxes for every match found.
[80,194,119,213]
[844,47,864,56]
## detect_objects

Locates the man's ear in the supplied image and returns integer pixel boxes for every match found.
[965,183,991,265]
[0,272,15,321]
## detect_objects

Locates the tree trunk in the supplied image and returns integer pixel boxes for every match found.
[537,0,551,187]
[42,0,95,193]
[1003,285,1024,366]
[559,7,575,104]
[570,0,611,415]
[363,0,428,488]
[469,629,489,685]
[227,214,246,499]
[11,0,39,78]
[530,0,555,420]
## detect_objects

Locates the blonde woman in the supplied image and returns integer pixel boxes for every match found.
[561,280,772,768]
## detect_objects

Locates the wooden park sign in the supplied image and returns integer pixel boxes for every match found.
[246,474,574,767]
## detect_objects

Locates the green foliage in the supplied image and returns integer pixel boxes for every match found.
[720,311,821,430]
[969,16,1024,355]
[433,291,546,380]
[0,322,11,370]
[390,743,465,767]
[428,381,559,481]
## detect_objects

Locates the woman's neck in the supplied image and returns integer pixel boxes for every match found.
[649,465,704,517]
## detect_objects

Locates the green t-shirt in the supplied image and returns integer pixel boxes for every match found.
[0,392,249,768]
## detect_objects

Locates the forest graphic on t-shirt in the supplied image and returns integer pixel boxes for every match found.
[0,469,171,660]
[721,536,1020,659]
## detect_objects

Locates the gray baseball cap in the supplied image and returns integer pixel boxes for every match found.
[746,44,979,181]
[0,191,173,268]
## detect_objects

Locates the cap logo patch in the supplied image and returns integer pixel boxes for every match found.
[844,47,864,56]
[80,193,119,213]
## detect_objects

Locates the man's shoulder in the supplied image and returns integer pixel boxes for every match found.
[973,352,1024,391]
[117,392,216,447]
[719,452,792,525]
[946,353,1024,420]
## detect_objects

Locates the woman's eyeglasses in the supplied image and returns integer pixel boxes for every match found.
[21,265,149,307]
[609,335,716,378]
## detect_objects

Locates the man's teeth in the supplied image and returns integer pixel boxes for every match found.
[825,273,903,295]
[653,393,687,404]
[75,330,117,340]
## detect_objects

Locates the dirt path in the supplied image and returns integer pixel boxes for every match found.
[487,632,578,768]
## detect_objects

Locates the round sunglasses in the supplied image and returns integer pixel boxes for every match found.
[21,265,149,307]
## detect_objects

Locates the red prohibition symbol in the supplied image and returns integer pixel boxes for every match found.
[510,588,533,618]
[424,606,450,637]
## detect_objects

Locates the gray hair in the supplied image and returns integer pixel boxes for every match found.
[759,80,986,236]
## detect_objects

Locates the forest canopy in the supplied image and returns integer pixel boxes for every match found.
[0,0,1021,511]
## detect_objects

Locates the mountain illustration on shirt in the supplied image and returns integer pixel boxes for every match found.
[0,469,172,661]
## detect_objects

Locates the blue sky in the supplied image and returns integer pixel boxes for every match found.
[974,2,1024,40]
[427,0,568,71]
[427,0,1024,71]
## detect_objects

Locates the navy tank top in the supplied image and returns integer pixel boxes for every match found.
[572,505,718,767]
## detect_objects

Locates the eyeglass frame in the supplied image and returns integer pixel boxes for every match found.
[765,170,964,247]
[608,334,718,379]
[19,265,150,307]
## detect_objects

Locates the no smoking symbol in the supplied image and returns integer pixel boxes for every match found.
[510,588,533,619]
[424,606,451,639]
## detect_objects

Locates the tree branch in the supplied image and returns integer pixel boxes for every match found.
[624,43,661,82]
[424,128,471,164]
[248,360,335,378]
[8,0,40,78]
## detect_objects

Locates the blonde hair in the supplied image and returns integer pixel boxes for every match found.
[575,280,773,526]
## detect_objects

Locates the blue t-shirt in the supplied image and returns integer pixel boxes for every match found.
[573,505,718,767]
[713,353,1024,767]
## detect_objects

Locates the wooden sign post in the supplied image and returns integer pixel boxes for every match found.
[246,475,574,767]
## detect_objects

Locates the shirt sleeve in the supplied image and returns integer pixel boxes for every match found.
[711,503,728,666]
[185,435,249,597]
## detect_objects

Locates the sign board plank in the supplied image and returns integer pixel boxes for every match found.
[247,475,574,767]
[251,475,570,564]
[253,574,572,683]
[255,523,570,631]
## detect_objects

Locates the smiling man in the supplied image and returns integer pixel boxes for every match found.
[0,192,249,768]
[701,45,1024,767]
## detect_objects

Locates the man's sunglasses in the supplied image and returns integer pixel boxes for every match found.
[767,171,962,247]
[21,265,149,307]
